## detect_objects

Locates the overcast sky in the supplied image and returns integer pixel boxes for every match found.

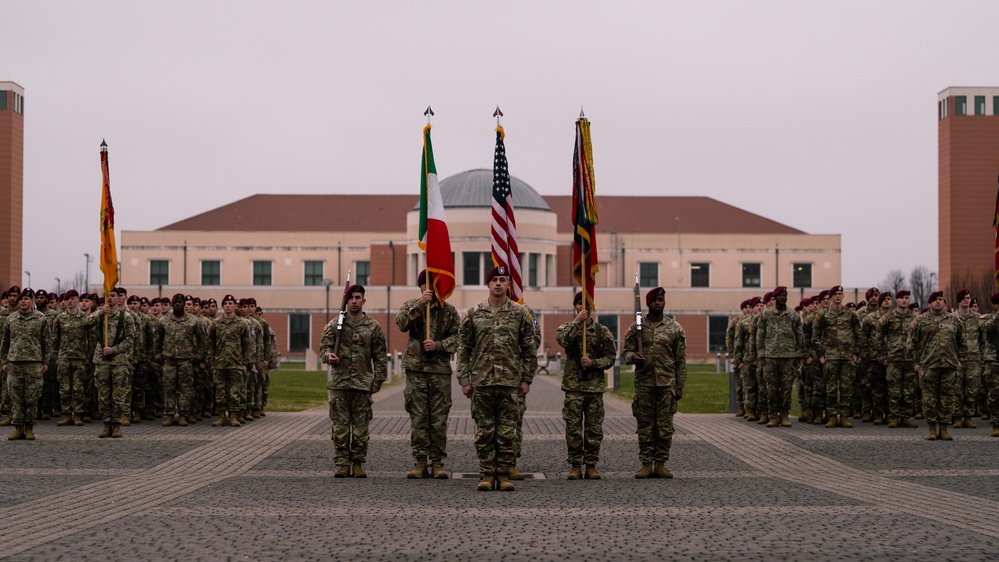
[4,1,997,292]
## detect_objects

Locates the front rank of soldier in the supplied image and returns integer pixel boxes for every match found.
[396,270,460,480]
[909,291,963,440]
[156,293,206,426]
[52,290,89,427]
[812,285,860,428]
[208,295,251,427]
[457,266,537,492]
[555,291,616,480]
[321,284,387,479]
[622,287,687,479]
[86,289,136,438]
[1,288,52,440]
[756,286,805,427]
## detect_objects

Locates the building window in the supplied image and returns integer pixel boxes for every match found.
[463,252,484,285]
[639,262,658,287]
[253,261,272,286]
[289,313,310,352]
[0,92,6,111]
[13,93,22,115]
[304,261,324,286]
[149,260,169,286]
[201,260,220,286]
[793,263,812,288]
[956,96,967,115]
[355,261,370,285]
[975,96,986,115]
[528,253,539,287]
[994,96,999,117]
[690,263,710,288]
[741,263,761,288]
[708,316,729,353]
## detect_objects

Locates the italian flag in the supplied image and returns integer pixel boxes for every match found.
[419,124,455,303]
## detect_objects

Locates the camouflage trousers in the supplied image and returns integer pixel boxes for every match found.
[94,362,130,424]
[856,359,875,414]
[330,389,373,466]
[954,360,981,418]
[742,363,762,413]
[514,394,526,461]
[810,360,826,413]
[887,361,917,418]
[40,359,59,414]
[862,360,888,418]
[57,359,88,415]
[122,363,137,415]
[796,359,811,410]
[632,386,677,463]
[214,368,243,414]
[163,359,195,417]
[241,366,260,411]
[563,391,604,465]
[247,364,264,410]
[763,358,796,415]
[6,362,43,426]
[403,370,452,462]
[734,362,744,408]
[0,367,8,414]
[194,363,212,414]
[134,362,159,415]
[986,363,999,427]
[823,360,854,417]
[260,364,271,409]
[470,386,519,475]
[148,363,164,412]
[920,367,957,425]
[84,363,97,418]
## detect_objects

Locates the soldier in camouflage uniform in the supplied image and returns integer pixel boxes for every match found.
[239,298,264,423]
[0,285,20,425]
[208,295,251,427]
[33,289,60,420]
[156,293,206,427]
[812,285,860,428]
[396,270,460,479]
[321,284,387,479]
[556,291,617,480]
[852,288,880,419]
[733,297,762,421]
[78,293,99,423]
[124,294,148,424]
[879,290,919,428]
[980,293,999,437]
[796,297,817,422]
[950,289,983,429]
[622,287,687,479]
[254,303,275,417]
[85,291,136,438]
[1,288,52,440]
[458,266,537,492]
[756,286,805,427]
[726,300,752,417]
[53,290,90,426]
[908,291,963,440]
[858,292,892,424]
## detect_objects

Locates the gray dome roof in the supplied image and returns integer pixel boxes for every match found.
[413,169,551,211]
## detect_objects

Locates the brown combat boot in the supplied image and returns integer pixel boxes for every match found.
[840,416,853,428]
[873,415,884,425]
[635,463,654,479]
[431,461,448,479]
[496,474,515,491]
[111,424,122,438]
[825,416,838,428]
[901,418,919,429]
[862,413,873,423]
[120,414,130,426]
[744,408,756,421]
[57,414,73,426]
[334,464,351,478]
[736,406,745,417]
[508,466,525,480]
[926,423,938,440]
[567,463,582,480]
[177,416,188,427]
[73,414,84,426]
[98,422,112,438]
[952,417,964,428]
[236,412,246,424]
[938,424,952,441]
[244,410,255,421]
[585,465,601,480]
[212,415,227,427]
[162,416,177,427]
[780,411,792,427]
[0,413,11,426]
[887,417,899,428]
[23,425,35,440]
[407,458,429,479]
[991,426,999,437]
[228,414,241,427]
[352,461,366,478]
[799,408,812,423]
[964,417,976,429]
[654,462,673,479]
[477,473,495,491]
[813,411,826,425]
[756,412,768,424]
[766,415,780,428]
[7,425,24,440]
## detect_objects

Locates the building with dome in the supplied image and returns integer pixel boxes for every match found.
[119,170,840,362]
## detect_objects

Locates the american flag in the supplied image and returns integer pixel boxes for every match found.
[491,126,523,302]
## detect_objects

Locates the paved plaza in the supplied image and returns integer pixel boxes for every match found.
[1,373,998,561]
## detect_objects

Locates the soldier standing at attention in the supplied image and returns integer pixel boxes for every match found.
[253,302,275,418]
[757,286,805,427]
[1,288,52,440]
[53,290,89,426]
[156,293,206,427]
[321,285,387,479]
[555,291,617,480]
[208,295,251,427]
[0,285,22,427]
[880,290,918,429]
[622,287,687,479]
[859,292,892,425]
[812,285,860,428]
[86,291,136,438]
[734,297,762,421]
[951,289,983,429]
[396,270,460,479]
[727,300,751,418]
[458,266,537,492]
[909,291,963,441]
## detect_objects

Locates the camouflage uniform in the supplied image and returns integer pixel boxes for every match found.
[39,306,60,416]
[908,310,963,426]
[396,296,460,463]
[726,315,745,411]
[145,316,163,416]
[556,317,616,467]
[622,315,687,464]
[733,314,760,416]
[86,310,135,424]
[858,309,889,421]
[255,314,275,413]
[881,306,918,420]
[243,315,264,414]
[803,309,826,420]
[156,312,206,419]
[756,306,805,418]
[1,308,52,427]
[0,304,9,416]
[320,313,388,467]
[209,315,251,415]
[981,313,999,430]
[53,310,92,416]
[123,308,144,419]
[457,300,537,476]
[952,309,983,421]
[812,306,860,418]
[194,315,213,417]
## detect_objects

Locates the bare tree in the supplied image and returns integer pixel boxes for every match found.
[880,269,906,295]
[949,267,996,310]
[908,266,935,308]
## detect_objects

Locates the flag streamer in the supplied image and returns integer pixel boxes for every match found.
[99,142,118,296]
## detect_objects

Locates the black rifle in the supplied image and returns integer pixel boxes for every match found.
[332,271,352,357]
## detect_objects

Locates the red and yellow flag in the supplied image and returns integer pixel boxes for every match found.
[99,141,118,295]
[572,117,599,310]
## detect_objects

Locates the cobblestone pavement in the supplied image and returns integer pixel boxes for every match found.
[2,374,998,561]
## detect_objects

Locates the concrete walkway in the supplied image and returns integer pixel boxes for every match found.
[1,374,997,560]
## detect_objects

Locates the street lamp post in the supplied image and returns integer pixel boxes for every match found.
[324,279,335,324]
[55,277,61,294]
[25,271,30,287]
[84,253,92,292]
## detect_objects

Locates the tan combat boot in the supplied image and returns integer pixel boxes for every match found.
[780,411,792,427]
[873,415,884,425]
[926,423,937,440]
[654,462,673,479]
[111,424,123,438]
[0,413,11,426]
[799,408,812,423]
[825,415,838,428]
[73,414,84,426]
[477,473,495,491]
[57,414,73,426]
[352,461,366,478]
[162,416,177,427]
[813,411,826,425]
[7,425,24,440]
[235,412,246,424]
[938,424,952,441]
[244,410,255,421]
[952,417,964,428]
[635,463,654,479]
[766,415,780,428]
[23,425,35,440]
[840,416,853,429]
[98,422,112,438]
[228,414,241,427]
[567,463,582,480]
[964,417,976,429]
[120,414,130,426]
[585,465,601,480]
[407,458,429,479]
[177,416,188,427]
[901,418,919,428]
[334,464,351,478]
[736,406,745,417]
[496,474,515,491]
[756,412,768,424]
[991,426,999,437]
[212,415,227,427]
[508,466,525,480]
[887,417,899,428]
[431,461,449,479]
[744,408,756,421]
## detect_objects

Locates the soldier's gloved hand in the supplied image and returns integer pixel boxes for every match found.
[461,384,473,399]
[674,388,683,401]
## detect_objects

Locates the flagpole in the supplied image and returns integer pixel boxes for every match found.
[424,105,436,338]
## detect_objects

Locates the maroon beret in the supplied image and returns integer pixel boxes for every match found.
[34,289,48,298]
[171,293,186,303]
[794,305,802,312]
[829,285,844,295]
[417,269,427,287]
[484,266,509,284]
[991,292,999,305]
[645,287,665,306]
[206,298,217,305]
[749,297,761,307]
[740,299,751,309]
[956,289,971,301]
[348,284,365,295]
[865,287,879,301]
[18,288,35,300]
[878,292,892,305]
[846,302,856,309]
[127,295,140,304]
[5,285,20,297]
[140,297,150,305]
[80,293,94,302]
[222,294,237,304]
[928,291,944,303]
[64,289,80,299]
[895,290,910,299]
[773,286,787,295]
[762,292,774,304]
[574,291,583,305]
[799,298,810,308]
[246,298,256,305]
[818,290,830,300]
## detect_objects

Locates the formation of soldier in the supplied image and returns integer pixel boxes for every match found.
[0,285,278,440]
[727,285,999,439]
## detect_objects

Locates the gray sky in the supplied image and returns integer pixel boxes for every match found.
[4,1,997,292]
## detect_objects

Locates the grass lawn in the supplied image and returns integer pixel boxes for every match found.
[266,362,403,412]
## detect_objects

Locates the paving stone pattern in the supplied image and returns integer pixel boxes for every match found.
[1,375,997,560]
